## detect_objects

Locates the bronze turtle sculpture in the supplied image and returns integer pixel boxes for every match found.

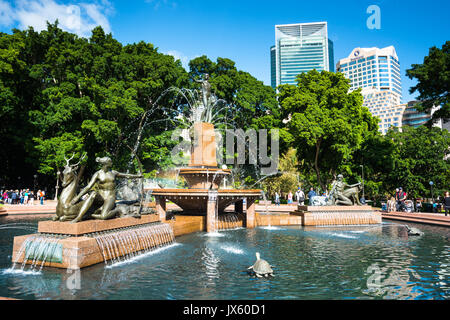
[247,252,274,277]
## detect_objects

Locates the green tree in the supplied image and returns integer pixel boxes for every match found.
[0,22,189,189]
[188,55,280,186]
[262,148,301,199]
[406,41,450,124]
[383,126,450,199]
[278,70,379,190]
[188,55,280,131]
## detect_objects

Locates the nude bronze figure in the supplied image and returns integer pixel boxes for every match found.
[329,174,362,206]
[69,156,142,222]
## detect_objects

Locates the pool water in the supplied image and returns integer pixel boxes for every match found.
[0,216,449,300]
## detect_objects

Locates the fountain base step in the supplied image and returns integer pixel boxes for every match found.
[38,214,160,236]
[291,205,381,226]
[12,215,176,270]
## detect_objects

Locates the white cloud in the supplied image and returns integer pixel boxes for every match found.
[0,1,15,26]
[165,50,200,70]
[145,0,177,10]
[166,50,189,68]
[4,0,114,37]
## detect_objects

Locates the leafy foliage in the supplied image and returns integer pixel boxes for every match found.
[406,41,450,124]
[278,70,379,190]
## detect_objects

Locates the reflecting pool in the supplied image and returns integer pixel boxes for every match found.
[0,215,449,299]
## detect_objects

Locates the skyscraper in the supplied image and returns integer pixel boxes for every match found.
[271,22,334,89]
[336,46,403,134]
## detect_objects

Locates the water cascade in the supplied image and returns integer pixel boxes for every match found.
[217,213,244,230]
[92,223,175,265]
[11,233,68,272]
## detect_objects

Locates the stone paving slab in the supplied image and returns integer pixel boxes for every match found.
[382,211,450,227]
[2,201,57,215]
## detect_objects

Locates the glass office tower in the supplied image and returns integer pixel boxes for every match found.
[271,22,334,89]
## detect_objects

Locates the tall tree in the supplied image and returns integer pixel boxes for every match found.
[0,22,189,190]
[406,41,450,124]
[278,70,379,190]
[188,56,280,186]
[383,126,450,199]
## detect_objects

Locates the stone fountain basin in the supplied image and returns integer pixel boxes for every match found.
[178,167,231,189]
[150,188,261,214]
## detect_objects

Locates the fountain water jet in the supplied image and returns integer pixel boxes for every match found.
[151,75,261,232]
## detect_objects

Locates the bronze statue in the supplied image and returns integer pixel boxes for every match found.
[195,73,211,108]
[53,153,86,222]
[69,156,142,222]
[329,174,362,206]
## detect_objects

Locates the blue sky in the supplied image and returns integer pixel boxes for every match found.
[1,0,449,103]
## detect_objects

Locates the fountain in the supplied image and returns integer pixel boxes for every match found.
[291,174,381,225]
[10,74,261,270]
[11,154,170,270]
[151,74,261,233]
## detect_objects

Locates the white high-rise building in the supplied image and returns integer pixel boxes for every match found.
[336,46,403,134]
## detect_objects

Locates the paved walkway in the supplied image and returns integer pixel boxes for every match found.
[382,211,450,227]
[1,200,57,215]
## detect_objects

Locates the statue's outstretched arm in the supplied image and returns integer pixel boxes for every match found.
[115,171,143,179]
[348,182,361,187]
[71,172,99,204]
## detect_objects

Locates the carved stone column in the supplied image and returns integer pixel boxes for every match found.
[246,197,256,228]
[156,197,166,222]
[206,190,218,233]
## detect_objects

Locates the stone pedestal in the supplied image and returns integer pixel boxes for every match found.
[206,190,218,233]
[246,198,256,228]
[189,122,217,167]
[38,214,160,235]
[12,214,166,270]
[156,197,166,222]
[292,205,381,226]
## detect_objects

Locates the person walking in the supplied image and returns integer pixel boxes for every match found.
[287,191,293,204]
[396,187,407,212]
[443,192,450,217]
[29,191,35,205]
[11,190,17,205]
[19,190,24,205]
[24,189,29,205]
[275,192,280,206]
[307,187,316,205]
[40,190,45,205]
[415,199,422,213]
[2,190,8,204]
[38,190,43,205]
[296,188,305,206]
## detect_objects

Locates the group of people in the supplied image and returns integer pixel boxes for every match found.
[0,189,46,205]
[387,188,450,216]
[431,191,450,216]
[274,187,323,206]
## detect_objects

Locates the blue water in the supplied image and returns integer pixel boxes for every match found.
[0,215,449,300]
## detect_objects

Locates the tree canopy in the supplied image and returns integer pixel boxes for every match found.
[406,40,450,124]
[0,23,447,203]
[277,70,379,190]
